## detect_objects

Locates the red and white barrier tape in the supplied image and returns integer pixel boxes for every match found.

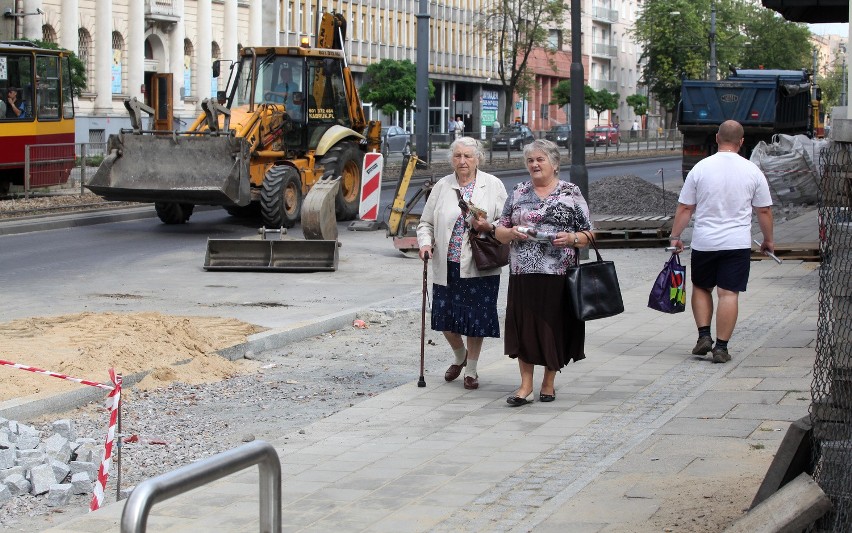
[0,359,115,391]
[0,358,120,511]
[91,369,121,511]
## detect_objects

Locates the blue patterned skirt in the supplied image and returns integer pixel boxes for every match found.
[431,261,501,338]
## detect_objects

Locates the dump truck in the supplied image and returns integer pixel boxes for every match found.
[87,12,381,231]
[677,68,814,178]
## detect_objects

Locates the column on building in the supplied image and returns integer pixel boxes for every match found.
[169,0,185,116]
[260,0,278,46]
[224,0,238,62]
[127,0,144,101]
[21,0,42,41]
[94,0,112,113]
[248,0,260,47]
[60,0,78,54]
[197,0,212,102]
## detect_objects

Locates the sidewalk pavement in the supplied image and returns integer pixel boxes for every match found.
[40,209,820,532]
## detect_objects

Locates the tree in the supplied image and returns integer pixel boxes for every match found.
[359,59,433,117]
[478,0,566,126]
[626,94,648,117]
[550,79,570,107]
[584,86,619,125]
[33,40,87,96]
[632,0,811,125]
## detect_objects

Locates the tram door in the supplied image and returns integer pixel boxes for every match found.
[150,73,173,131]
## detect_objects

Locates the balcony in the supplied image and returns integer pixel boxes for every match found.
[590,78,617,92]
[591,5,618,24]
[591,41,617,59]
[145,0,180,24]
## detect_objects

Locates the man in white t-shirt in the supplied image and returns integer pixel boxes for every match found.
[668,120,775,364]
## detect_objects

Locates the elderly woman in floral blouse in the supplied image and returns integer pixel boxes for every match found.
[494,139,592,406]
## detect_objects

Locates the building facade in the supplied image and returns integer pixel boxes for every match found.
[3,0,649,142]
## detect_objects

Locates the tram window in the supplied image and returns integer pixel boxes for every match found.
[0,54,33,120]
[36,56,60,119]
[61,56,74,119]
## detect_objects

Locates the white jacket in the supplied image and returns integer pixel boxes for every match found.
[416,170,508,286]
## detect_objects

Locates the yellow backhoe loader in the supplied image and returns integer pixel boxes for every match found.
[87,13,381,240]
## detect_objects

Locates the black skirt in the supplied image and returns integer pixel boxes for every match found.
[504,273,585,370]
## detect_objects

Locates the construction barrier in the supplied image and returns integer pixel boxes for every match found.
[0,359,122,511]
[358,152,383,221]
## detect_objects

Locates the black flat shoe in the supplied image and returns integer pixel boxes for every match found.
[539,393,555,403]
[506,392,534,407]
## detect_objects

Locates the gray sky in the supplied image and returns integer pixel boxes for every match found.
[809,23,849,37]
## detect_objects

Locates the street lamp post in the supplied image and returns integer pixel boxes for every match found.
[709,1,717,80]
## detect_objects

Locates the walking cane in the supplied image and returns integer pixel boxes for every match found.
[419,252,429,387]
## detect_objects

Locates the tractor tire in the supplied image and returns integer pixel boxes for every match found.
[155,202,194,224]
[224,203,260,218]
[319,142,363,221]
[261,165,302,229]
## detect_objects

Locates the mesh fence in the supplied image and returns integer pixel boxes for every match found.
[812,140,852,531]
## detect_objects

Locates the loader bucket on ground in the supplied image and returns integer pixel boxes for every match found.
[203,238,339,272]
[301,177,340,241]
[87,133,251,206]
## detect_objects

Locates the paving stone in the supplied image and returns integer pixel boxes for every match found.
[70,471,92,495]
[30,463,58,495]
[4,473,30,496]
[0,428,14,448]
[0,483,10,503]
[50,459,71,483]
[14,432,40,451]
[0,448,15,469]
[46,483,72,506]
[0,465,24,481]
[69,461,98,478]
[52,420,77,443]
[44,434,72,463]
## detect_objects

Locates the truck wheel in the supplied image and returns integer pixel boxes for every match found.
[261,165,302,229]
[320,142,363,221]
[155,202,194,224]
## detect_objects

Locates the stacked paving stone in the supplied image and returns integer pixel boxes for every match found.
[0,417,100,507]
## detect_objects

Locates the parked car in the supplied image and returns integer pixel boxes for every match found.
[545,124,571,147]
[492,125,535,151]
[585,126,620,146]
[381,126,411,157]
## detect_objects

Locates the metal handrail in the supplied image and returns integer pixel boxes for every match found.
[120,440,281,533]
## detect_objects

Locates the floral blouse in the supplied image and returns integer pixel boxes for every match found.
[498,180,592,275]
[447,180,476,262]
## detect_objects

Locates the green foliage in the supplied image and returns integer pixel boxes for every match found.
[819,63,845,113]
[478,0,566,126]
[32,40,87,96]
[626,94,649,116]
[584,86,619,125]
[359,59,433,115]
[550,79,570,107]
[633,0,813,115]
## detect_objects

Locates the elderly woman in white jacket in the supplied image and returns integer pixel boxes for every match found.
[417,137,508,390]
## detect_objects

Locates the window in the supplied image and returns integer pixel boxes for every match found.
[211,42,221,96]
[111,31,124,94]
[42,24,57,44]
[78,28,93,93]
[183,38,194,99]
[35,54,61,119]
[548,30,561,49]
[0,53,33,119]
[89,129,105,144]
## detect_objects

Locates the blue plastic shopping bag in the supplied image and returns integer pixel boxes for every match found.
[648,253,686,314]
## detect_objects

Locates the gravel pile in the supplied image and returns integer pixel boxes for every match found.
[589,174,681,217]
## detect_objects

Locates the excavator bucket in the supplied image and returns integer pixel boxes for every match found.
[87,133,251,206]
[203,228,339,272]
[301,176,340,240]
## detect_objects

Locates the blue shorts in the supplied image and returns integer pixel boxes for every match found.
[691,249,751,293]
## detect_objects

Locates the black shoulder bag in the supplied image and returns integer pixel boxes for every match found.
[565,231,624,320]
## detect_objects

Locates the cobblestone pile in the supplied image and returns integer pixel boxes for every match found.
[0,418,98,508]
